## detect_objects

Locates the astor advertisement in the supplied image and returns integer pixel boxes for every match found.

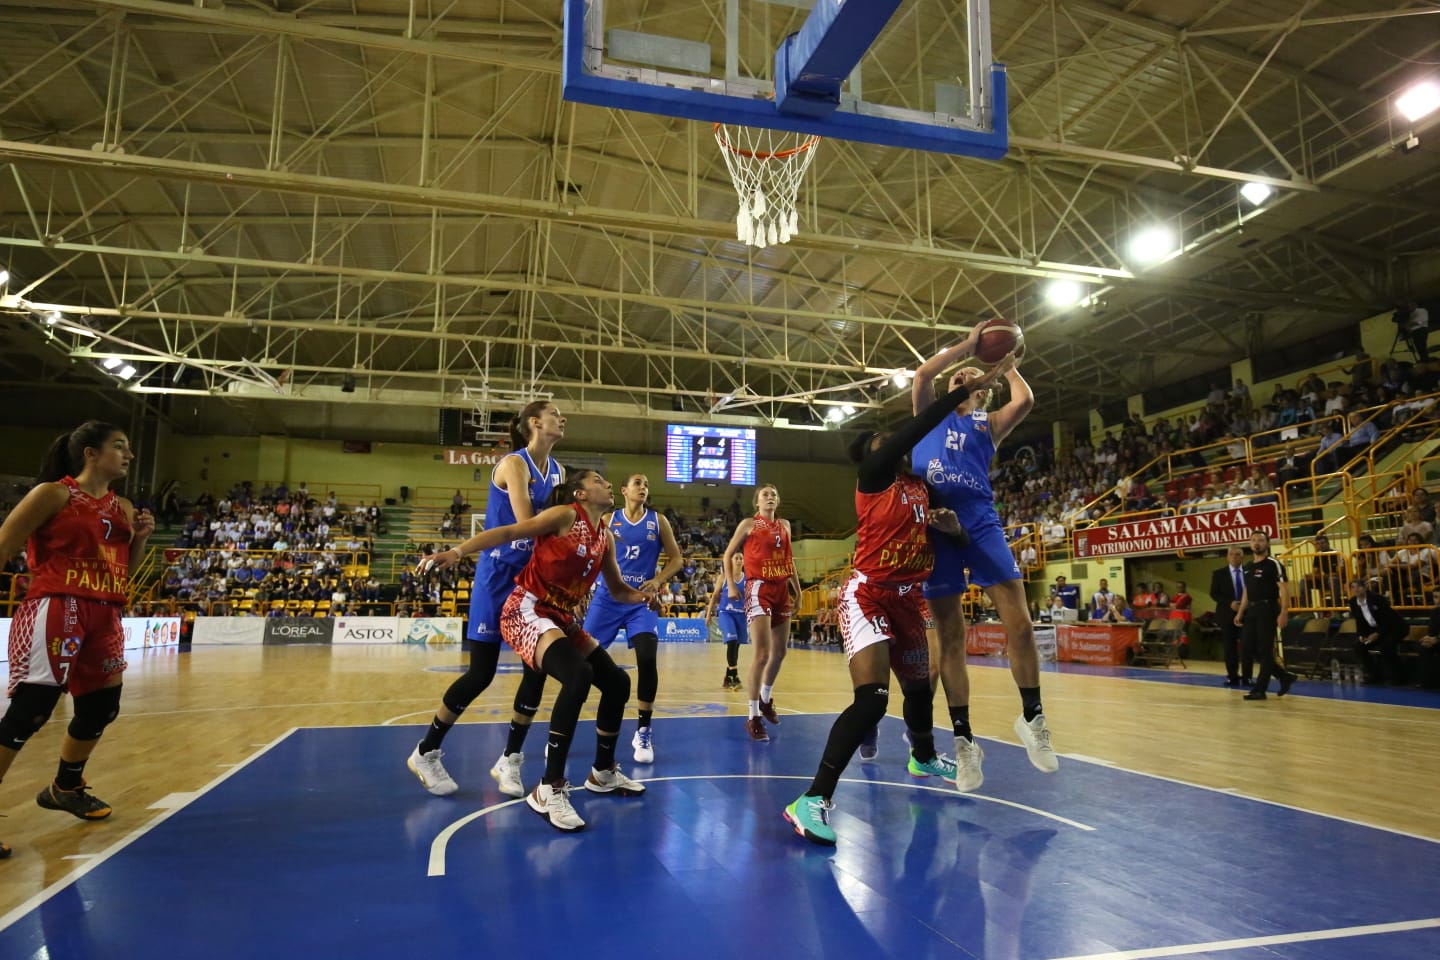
[1072,504,1279,559]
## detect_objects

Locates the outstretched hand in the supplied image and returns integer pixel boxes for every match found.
[418,548,460,574]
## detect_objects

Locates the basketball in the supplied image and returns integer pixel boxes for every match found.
[975,318,1022,364]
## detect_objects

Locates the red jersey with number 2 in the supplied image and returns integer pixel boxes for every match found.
[513,505,609,611]
[27,477,132,603]
[743,514,794,583]
[851,475,935,586]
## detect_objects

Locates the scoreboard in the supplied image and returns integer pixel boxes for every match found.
[664,424,757,485]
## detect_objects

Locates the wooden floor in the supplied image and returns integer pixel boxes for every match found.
[2,641,1438,917]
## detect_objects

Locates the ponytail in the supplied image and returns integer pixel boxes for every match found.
[37,420,123,484]
[509,400,553,449]
[545,467,592,508]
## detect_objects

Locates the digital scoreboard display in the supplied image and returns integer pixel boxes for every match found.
[664,424,757,485]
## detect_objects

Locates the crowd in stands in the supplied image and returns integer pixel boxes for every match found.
[994,351,1440,556]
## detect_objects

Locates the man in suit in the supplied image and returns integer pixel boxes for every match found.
[1210,545,1249,687]
[1348,579,1410,685]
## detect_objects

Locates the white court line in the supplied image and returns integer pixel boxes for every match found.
[1061,753,1115,766]
[426,772,1095,877]
[147,792,200,810]
[0,727,298,936]
[1062,754,1440,845]
[1045,916,1440,959]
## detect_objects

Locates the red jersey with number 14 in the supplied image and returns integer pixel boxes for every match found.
[851,475,935,586]
[27,477,132,603]
[743,514,795,583]
[513,504,609,611]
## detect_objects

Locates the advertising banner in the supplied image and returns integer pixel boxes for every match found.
[1055,623,1142,665]
[122,616,183,651]
[1072,503,1279,559]
[399,617,463,645]
[1,615,182,663]
[263,618,334,645]
[193,617,265,646]
[965,623,1008,656]
[658,618,708,642]
[333,616,400,644]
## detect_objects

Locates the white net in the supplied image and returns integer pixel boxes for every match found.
[714,124,820,249]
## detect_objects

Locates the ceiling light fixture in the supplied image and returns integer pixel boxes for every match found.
[102,357,121,370]
[892,371,912,389]
[1128,226,1176,264]
[1397,80,1440,122]
[46,311,62,325]
[825,407,844,423]
[1044,280,1084,308]
[1240,182,1273,206]
[0,269,9,285]
[117,364,136,381]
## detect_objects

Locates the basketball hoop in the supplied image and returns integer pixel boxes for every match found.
[714,123,819,249]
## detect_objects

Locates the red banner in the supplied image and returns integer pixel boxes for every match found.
[1072,503,1279,559]
[1055,623,1141,665]
[965,623,1009,656]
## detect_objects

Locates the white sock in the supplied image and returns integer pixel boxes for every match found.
[748,700,760,719]
[760,684,774,703]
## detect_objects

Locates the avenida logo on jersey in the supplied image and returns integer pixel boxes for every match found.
[926,458,946,486]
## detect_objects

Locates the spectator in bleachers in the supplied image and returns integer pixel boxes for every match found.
[1354,534,1392,590]
[1312,422,1345,474]
[1400,506,1434,546]
[1393,533,1438,605]
[1150,581,1171,608]
[1413,488,1436,528]
[1303,534,1347,608]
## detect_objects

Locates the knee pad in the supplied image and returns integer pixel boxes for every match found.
[67,685,123,743]
[851,682,890,727]
[512,666,547,716]
[0,683,64,751]
[898,679,934,734]
[442,643,501,714]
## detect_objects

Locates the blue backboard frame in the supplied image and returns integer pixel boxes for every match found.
[562,0,1009,159]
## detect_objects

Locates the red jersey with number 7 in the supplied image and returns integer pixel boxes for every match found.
[26,477,132,603]
[851,475,935,585]
[743,514,795,583]
[513,504,609,611]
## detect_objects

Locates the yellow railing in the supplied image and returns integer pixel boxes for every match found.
[252,481,383,504]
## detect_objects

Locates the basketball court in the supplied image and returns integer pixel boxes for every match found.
[0,643,1437,960]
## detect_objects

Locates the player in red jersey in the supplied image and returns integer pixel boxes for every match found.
[0,421,155,857]
[721,484,802,741]
[422,469,657,832]
[783,381,990,845]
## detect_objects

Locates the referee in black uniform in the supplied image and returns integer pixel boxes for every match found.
[1237,530,1297,700]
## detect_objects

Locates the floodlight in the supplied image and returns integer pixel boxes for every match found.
[826,407,844,422]
[117,365,136,380]
[102,357,121,370]
[1128,226,1175,264]
[841,404,857,416]
[1240,182,1273,206]
[1397,81,1440,123]
[892,371,912,389]
[1044,280,1084,308]
[0,269,9,285]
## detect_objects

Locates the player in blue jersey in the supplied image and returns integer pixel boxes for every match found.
[703,552,749,689]
[407,400,566,798]
[581,474,683,764]
[910,329,1058,782]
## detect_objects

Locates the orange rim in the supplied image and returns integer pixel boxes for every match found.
[713,122,821,160]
